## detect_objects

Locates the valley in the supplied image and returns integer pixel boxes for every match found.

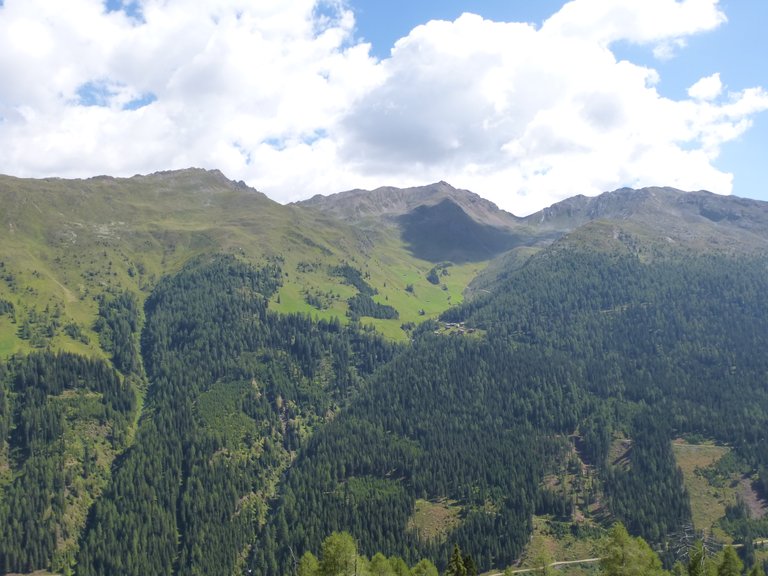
[2,171,768,575]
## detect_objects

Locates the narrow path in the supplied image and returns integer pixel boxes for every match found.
[487,557,602,575]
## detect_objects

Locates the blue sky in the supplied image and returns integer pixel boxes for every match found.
[0,0,766,214]
[349,0,768,204]
[350,1,567,60]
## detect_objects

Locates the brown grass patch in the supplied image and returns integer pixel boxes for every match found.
[672,439,732,534]
[407,498,462,543]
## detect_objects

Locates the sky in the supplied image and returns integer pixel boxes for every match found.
[0,0,766,215]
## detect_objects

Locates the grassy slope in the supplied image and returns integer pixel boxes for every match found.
[0,169,485,354]
[672,440,736,540]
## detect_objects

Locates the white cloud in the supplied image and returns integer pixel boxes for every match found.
[336,4,767,214]
[688,72,723,100]
[0,0,381,184]
[542,0,726,51]
[0,0,766,215]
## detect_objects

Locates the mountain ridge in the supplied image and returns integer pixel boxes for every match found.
[296,181,523,229]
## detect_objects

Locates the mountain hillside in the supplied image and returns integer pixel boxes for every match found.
[467,186,768,296]
[298,182,553,262]
[0,169,487,355]
[525,186,768,251]
[3,172,768,576]
[297,181,522,228]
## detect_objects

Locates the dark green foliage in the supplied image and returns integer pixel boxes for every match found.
[0,352,135,573]
[0,298,13,314]
[445,544,466,576]
[252,330,583,573]
[717,545,743,576]
[14,304,63,348]
[347,293,399,320]
[77,254,395,576]
[93,290,141,374]
[63,321,89,344]
[10,236,768,575]
[331,263,376,296]
[604,412,691,543]
[331,262,398,320]
[463,554,477,576]
[448,248,768,541]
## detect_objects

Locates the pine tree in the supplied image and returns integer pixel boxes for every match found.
[445,545,466,576]
[717,546,743,576]
[462,555,477,576]
[688,541,709,576]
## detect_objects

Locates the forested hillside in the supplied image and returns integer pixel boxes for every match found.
[76,255,395,575]
[251,228,768,574]
[3,177,768,575]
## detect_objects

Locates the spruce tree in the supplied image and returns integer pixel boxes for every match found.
[717,546,743,576]
[445,545,466,576]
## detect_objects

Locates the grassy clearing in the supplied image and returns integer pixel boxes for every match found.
[514,516,602,575]
[0,316,24,356]
[407,498,462,543]
[271,265,357,320]
[671,439,733,537]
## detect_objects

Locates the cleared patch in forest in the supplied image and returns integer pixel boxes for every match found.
[515,516,602,575]
[671,439,733,536]
[608,436,632,470]
[737,477,768,520]
[407,498,462,543]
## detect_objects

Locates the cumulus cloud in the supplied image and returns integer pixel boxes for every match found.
[0,0,380,184]
[688,72,723,101]
[542,0,726,50]
[337,3,767,213]
[0,0,766,215]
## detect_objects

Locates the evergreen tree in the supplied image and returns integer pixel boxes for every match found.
[445,545,466,576]
[717,546,743,576]
[688,541,710,576]
[462,555,477,576]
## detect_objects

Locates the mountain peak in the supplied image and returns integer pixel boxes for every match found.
[296,181,519,229]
